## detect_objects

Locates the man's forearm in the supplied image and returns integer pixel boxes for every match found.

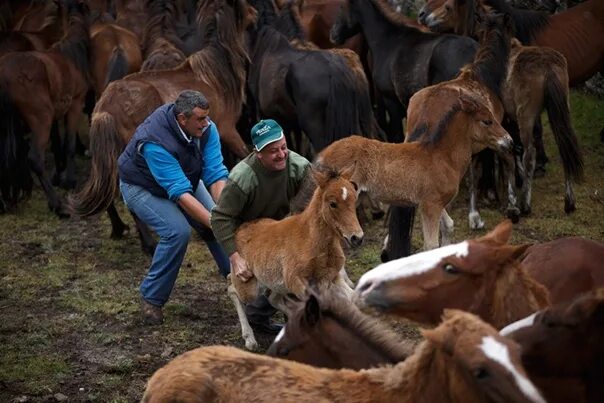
[209,180,226,202]
[178,193,211,228]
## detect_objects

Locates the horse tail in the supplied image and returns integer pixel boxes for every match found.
[69,112,123,217]
[325,57,370,144]
[104,46,129,88]
[0,86,31,207]
[543,70,584,184]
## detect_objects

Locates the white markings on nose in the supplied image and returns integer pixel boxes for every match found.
[500,312,538,336]
[356,241,470,291]
[342,187,348,201]
[480,336,546,403]
[274,326,285,343]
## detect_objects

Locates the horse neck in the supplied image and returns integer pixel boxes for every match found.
[354,0,412,54]
[479,262,548,329]
[424,109,474,172]
[51,8,90,78]
[299,188,341,246]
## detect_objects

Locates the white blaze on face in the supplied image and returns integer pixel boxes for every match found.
[357,241,470,290]
[500,312,538,336]
[342,186,348,201]
[274,326,285,343]
[480,336,546,403]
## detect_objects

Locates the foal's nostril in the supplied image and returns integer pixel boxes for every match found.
[350,235,364,247]
[357,280,374,295]
[418,10,426,23]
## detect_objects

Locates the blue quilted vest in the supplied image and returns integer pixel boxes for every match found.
[118,104,208,199]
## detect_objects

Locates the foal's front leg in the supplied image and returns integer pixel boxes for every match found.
[227,276,258,351]
[420,202,442,250]
[439,209,454,246]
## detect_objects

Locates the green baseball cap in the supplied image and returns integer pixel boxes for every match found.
[251,119,284,151]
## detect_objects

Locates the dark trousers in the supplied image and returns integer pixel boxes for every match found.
[245,294,278,324]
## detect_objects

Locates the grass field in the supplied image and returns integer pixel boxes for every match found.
[0,89,602,402]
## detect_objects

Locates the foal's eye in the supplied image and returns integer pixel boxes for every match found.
[330,201,338,209]
[443,263,458,274]
[481,119,493,126]
[473,367,490,380]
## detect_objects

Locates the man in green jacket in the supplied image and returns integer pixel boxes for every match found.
[211,119,310,333]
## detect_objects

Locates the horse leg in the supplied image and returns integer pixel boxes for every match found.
[500,149,521,223]
[518,115,536,216]
[107,202,129,238]
[227,280,258,351]
[339,267,355,289]
[26,113,69,217]
[467,155,485,230]
[384,98,404,143]
[50,119,64,186]
[419,202,442,250]
[439,209,454,246]
[59,100,85,190]
[129,210,158,256]
[533,117,548,177]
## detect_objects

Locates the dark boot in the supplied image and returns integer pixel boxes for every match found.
[245,294,282,335]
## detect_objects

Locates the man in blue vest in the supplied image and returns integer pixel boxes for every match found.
[118,90,230,325]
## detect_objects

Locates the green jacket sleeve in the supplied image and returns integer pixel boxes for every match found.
[210,181,247,256]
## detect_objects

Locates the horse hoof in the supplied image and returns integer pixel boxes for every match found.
[506,207,521,223]
[110,225,130,239]
[520,204,531,216]
[244,339,259,351]
[533,166,546,178]
[380,249,390,263]
[564,199,576,214]
[469,213,485,230]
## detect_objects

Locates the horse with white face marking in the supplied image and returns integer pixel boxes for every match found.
[142,309,546,403]
[355,220,549,329]
[230,167,363,350]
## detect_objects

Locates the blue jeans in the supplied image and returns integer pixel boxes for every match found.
[120,180,230,307]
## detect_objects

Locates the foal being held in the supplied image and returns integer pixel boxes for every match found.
[142,310,546,403]
[356,220,550,329]
[501,289,604,403]
[267,290,416,369]
[229,167,363,350]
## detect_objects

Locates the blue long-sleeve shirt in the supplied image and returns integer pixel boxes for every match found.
[141,122,229,201]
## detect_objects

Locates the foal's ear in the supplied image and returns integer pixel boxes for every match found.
[494,243,532,264]
[304,295,321,326]
[422,326,454,355]
[312,168,329,188]
[339,164,355,182]
[478,219,513,245]
[458,92,480,114]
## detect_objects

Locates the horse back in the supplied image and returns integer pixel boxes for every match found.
[523,237,604,305]
[427,34,478,85]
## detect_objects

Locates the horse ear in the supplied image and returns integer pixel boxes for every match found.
[458,91,479,114]
[494,243,531,264]
[304,294,321,326]
[422,327,454,355]
[479,219,513,245]
[312,167,329,188]
[339,163,355,181]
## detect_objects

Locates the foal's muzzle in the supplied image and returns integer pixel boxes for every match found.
[497,135,514,153]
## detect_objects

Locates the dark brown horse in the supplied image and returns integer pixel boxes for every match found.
[140,0,187,71]
[502,289,604,403]
[419,0,604,86]
[267,290,416,369]
[0,0,89,215]
[69,0,256,253]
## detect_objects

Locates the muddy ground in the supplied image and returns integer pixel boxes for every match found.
[0,90,602,402]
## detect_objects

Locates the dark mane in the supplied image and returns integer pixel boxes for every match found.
[295,291,416,362]
[482,0,550,44]
[52,1,90,78]
[407,104,462,145]
[251,24,292,62]
[248,0,279,28]
[465,14,510,98]
[273,1,306,41]
[189,0,249,114]
[143,0,185,54]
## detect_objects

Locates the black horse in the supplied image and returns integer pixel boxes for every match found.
[246,0,377,154]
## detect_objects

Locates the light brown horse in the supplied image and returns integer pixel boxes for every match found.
[419,0,604,86]
[69,0,256,251]
[501,289,604,403]
[229,167,363,350]
[267,289,416,369]
[317,17,514,250]
[355,220,550,329]
[142,310,546,403]
[0,0,89,216]
[420,0,584,221]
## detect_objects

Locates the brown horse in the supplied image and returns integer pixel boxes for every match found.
[113,0,148,42]
[501,289,604,403]
[521,237,604,305]
[419,0,584,220]
[140,0,187,71]
[318,16,515,250]
[419,0,604,86]
[0,0,89,215]
[89,17,142,99]
[229,167,363,350]
[356,220,550,329]
[69,0,256,252]
[142,310,546,403]
[267,290,416,369]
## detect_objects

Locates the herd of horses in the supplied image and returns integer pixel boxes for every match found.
[1,0,603,401]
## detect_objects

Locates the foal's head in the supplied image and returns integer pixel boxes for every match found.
[423,0,463,33]
[267,291,413,369]
[407,87,513,154]
[312,166,363,247]
[355,220,542,326]
[425,310,546,403]
[503,288,604,377]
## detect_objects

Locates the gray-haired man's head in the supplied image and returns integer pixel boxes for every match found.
[174,90,210,118]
